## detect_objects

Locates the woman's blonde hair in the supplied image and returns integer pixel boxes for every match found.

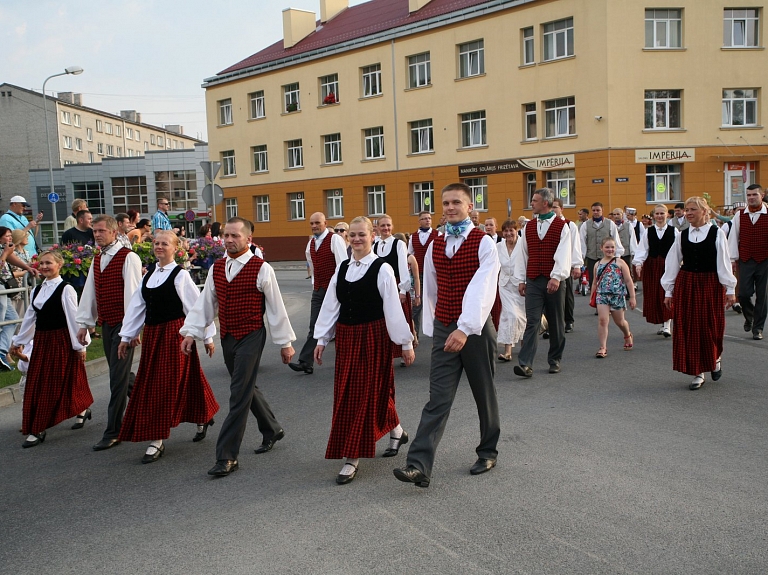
[39,249,64,265]
[684,196,711,222]
[349,216,373,233]
[653,203,668,215]
[153,229,179,247]
[11,230,27,245]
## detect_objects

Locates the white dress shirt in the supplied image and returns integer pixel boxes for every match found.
[313,253,414,349]
[374,236,411,294]
[407,228,441,256]
[617,222,639,256]
[661,222,737,297]
[14,277,88,351]
[513,216,573,284]
[579,218,625,258]
[76,242,142,329]
[727,206,768,262]
[304,229,348,288]
[180,249,296,347]
[633,224,679,265]
[119,262,215,344]
[422,229,500,338]
[561,217,584,269]
[627,218,647,246]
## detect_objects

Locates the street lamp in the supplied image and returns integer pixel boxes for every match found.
[43,65,84,243]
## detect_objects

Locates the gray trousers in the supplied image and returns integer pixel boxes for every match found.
[298,287,326,366]
[564,276,575,325]
[739,258,768,332]
[405,318,500,478]
[216,329,282,462]
[101,321,135,440]
[412,274,424,336]
[518,276,566,368]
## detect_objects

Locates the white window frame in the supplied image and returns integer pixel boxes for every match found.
[320,74,339,104]
[284,83,300,112]
[75,138,82,151]
[645,9,682,48]
[458,40,484,78]
[256,195,270,222]
[408,52,431,88]
[362,64,382,97]
[524,103,537,140]
[60,111,71,125]
[106,144,114,157]
[289,192,305,221]
[525,172,538,206]
[646,164,682,202]
[115,124,122,137]
[412,182,434,214]
[464,177,488,211]
[461,111,486,148]
[546,169,576,207]
[644,90,681,129]
[722,89,758,126]
[96,120,103,132]
[97,143,104,155]
[128,149,135,157]
[88,151,95,163]
[126,127,133,140]
[158,136,164,147]
[287,139,303,168]
[724,8,759,47]
[225,198,238,219]
[543,17,574,61]
[252,145,268,172]
[63,135,73,149]
[117,146,123,157]
[410,119,433,154]
[150,134,156,145]
[326,189,344,219]
[86,127,93,142]
[250,90,265,119]
[222,150,236,176]
[366,185,386,216]
[135,130,140,141]
[544,97,576,138]
[364,127,385,159]
[73,114,81,127]
[522,27,535,64]
[323,133,342,164]
[105,122,113,135]
[219,98,233,125]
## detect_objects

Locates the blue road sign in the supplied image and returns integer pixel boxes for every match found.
[48,192,60,203]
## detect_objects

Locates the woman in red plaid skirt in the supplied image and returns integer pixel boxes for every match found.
[314,216,415,485]
[662,197,737,390]
[117,231,219,463]
[11,250,93,448]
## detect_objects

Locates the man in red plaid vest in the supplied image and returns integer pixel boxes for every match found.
[408,211,439,337]
[76,215,142,451]
[513,188,573,378]
[181,218,296,477]
[290,212,347,374]
[394,183,501,488]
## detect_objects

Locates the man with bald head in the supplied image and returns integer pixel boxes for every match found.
[290,212,347,374]
[470,210,486,232]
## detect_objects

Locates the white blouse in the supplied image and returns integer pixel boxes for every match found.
[374,236,411,294]
[313,252,414,350]
[633,224,679,265]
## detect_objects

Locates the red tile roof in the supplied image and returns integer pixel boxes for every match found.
[217,0,495,76]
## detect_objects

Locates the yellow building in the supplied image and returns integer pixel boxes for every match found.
[203,0,766,259]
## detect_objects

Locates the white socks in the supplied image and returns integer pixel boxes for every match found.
[389,425,404,450]
[196,424,205,432]
[145,440,163,455]
[339,458,359,476]
[25,434,37,442]
[663,320,672,331]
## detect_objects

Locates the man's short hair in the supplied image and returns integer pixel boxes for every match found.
[227,216,253,234]
[418,210,431,217]
[71,199,87,212]
[157,197,169,206]
[552,199,563,208]
[674,203,684,209]
[746,183,764,194]
[534,188,555,207]
[75,209,91,222]
[578,208,589,214]
[92,214,117,231]
[441,182,472,201]
[591,202,603,208]
[114,212,129,224]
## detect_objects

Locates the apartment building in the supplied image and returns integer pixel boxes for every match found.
[203,0,767,259]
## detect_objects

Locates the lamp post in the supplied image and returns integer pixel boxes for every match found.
[43,65,84,243]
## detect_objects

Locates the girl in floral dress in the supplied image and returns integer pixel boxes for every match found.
[592,237,636,358]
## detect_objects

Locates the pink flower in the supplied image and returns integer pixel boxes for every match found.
[52,244,59,249]
[74,258,82,265]
[77,246,84,252]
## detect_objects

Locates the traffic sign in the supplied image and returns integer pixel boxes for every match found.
[48,192,60,203]
[202,183,224,206]
[185,210,196,221]
[200,161,221,181]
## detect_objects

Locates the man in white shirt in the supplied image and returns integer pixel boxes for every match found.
[552,199,583,333]
[484,217,502,243]
[182,218,296,477]
[670,203,689,232]
[408,211,439,337]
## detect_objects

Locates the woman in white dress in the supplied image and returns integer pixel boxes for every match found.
[496,220,527,361]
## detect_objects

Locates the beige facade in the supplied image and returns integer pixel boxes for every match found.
[203,0,767,257]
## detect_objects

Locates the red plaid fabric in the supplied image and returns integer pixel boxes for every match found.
[325,318,399,459]
[391,292,412,359]
[22,328,93,435]
[672,271,725,375]
[490,287,501,332]
[525,217,565,279]
[411,229,438,273]
[738,210,768,263]
[119,317,219,442]
[213,257,265,340]
[311,233,336,290]
[94,247,131,326]
[433,227,485,325]
[641,256,673,324]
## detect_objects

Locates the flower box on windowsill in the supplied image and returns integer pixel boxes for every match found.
[285,103,299,113]
[322,93,338,105]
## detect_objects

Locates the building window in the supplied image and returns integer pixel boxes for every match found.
[646,165,681,201]
[543,17,574,61]
[458,40,484,78]
[63,136,73,149]
[546,169,576,206]
[111,176,148,213]
[97,143,104,155]
[284,82,300,112]
[408,52,431,88]
[73,181,106,214]
[158,136,164,147]
[525,172,537,206]
[250,90,265,119]
[117,147,123,157]
[73,114,81,127]
[225,198,238,219]
[464,177,488,210]
[724,8,759,47]
[126,128,133,139]
[412,182,434,214]
[362,64,382,97]
[522,27,535,64]
[289,192,305,220]
[155,170,198,211]
[287,139,303,168]
[524,103,537,140]
[219,98,233,125]
[461,111,486,148]
[86,127,93,142]
[320,74,339,105]
[256,195,270,222]
[106,145,115,157]
[410,119,433,153]
[135,130,140,141]
[722,89,758,126]
[645,9,682,48]
[61,111,71,125]
[128,149,135,157]
[366,185,386,216]
[96,120,103,132]
[75,138,82,152]
[115,124,122,137]
[644,90,681,129]
[88,152,95,163]
[323,133,342,164]
[178,142,183,149]
[150,134,156,145]
[364,127,385,159]
[326,189,344,219]
[105,122,113,135]
[222,150,236,176]
[252,145,268,172]
[544,97,575,138]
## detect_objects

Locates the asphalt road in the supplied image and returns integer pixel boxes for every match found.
[1,270,766,575]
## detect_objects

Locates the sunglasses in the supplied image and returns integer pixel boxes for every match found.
[334,228,346,233]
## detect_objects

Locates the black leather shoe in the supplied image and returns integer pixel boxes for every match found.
[711,361,723,381]
[393,465,430,488]
[193,418,215,442]
[288,361,313,374]
[141,443,165,464]
[208,460,238,476]
[255,429,285,454]
[732,303,742,314]
[754,330,763,340]
[92,438,121,451]
[542,331,550,339]
[514,365,533,378]
[336,464,358,485]
[744,320,753,332]
[22,431,46,448]
[382,431,408,457]
[71,408,92,430]
[565,323,574,333]
[470,457,497,475]
[549,362,561,374]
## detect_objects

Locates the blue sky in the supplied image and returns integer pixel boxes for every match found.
[1,0,366,141]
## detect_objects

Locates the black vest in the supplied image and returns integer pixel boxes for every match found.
[32,281,68,331]
[374,237,401,282]
[648,226,676,259]
[681,226,718,273]
[632,220,642,242]
[336,258,386,325]
[142,266,185,325]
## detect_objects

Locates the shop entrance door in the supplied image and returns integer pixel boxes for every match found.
[724,162,755,207]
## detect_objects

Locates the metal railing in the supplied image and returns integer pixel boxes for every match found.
[0,278,38,328]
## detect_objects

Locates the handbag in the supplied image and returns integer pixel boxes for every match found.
[589,258,615,308]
